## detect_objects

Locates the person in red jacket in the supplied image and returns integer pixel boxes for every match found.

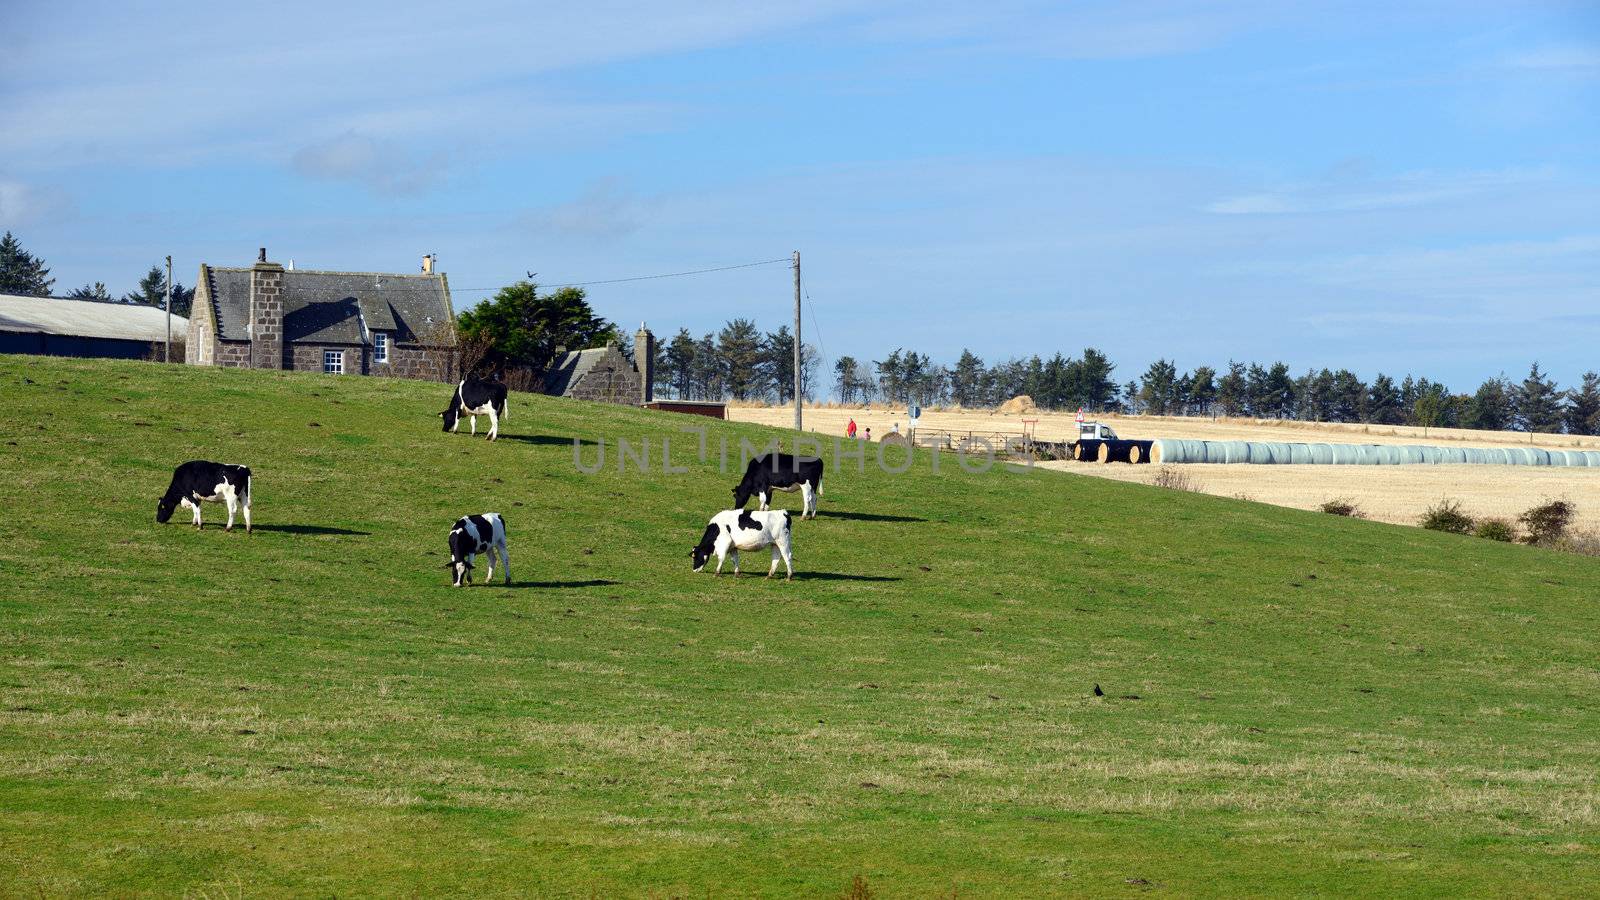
[846,418,858,439]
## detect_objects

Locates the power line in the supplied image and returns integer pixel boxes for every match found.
[294,256,794,296]
[542,257,792,288]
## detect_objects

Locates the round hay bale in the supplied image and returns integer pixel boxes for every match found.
[1288,443,1312,464]
[1126,440,1154,464]
[1401,445,1426,465]
[1530,448,1551,466]
[1222,441,1250,464]
[1309,443,1335,465]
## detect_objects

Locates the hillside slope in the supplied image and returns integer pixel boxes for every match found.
[1,357,1597,896]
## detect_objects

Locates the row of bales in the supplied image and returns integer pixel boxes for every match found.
[1048,437,1600,467]
[1148,439,1600,467]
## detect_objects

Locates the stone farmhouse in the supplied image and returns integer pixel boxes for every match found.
[543,326,656,405]
[185,250,456,380]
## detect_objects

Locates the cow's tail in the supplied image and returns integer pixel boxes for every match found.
[499,392,509,421]
[242,468,252,507]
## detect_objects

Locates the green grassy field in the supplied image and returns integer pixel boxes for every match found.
[1,355,1597,897]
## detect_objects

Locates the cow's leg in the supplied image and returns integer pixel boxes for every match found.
[497,541,511,583]
[800,481,815,518]
[767,545,780,578]
[485,405,499,441]
[758,490,769,512]
[183,498,202,529]
[483,546,496,584]
[223,491,237,532]
[470,414,478,436]
[731,550,741,575]
[714,549,726,575]
[243,497,251,534]
[774,530,794,580]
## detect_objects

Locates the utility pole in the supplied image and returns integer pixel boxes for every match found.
[164,255,173,363]
[793,250,802,431]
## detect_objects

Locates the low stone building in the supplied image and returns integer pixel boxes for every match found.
[0,293,187,360]
[186,250,456,380]
[541,325,656,405]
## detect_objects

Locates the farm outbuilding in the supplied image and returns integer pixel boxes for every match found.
[0,293,186,360]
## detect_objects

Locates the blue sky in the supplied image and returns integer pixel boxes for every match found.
[3,1,1597,389]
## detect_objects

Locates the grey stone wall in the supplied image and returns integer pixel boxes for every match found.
[566,345,642,404]
[248,262,284,370]
[216,341,251,368]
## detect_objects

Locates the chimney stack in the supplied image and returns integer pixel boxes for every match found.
[422,254,434,274]
[635,322,655,405]
[249,250,285,370]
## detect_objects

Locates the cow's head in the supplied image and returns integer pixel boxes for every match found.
[447,529,474,585]
[731,479,754,509]
[155,495,177,524]
[440,406,459,433]
[691,523,719,572]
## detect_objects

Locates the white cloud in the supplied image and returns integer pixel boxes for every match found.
[0,179,73,228]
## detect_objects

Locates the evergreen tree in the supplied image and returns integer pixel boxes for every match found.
[1121,380,1139,414]
[1331,369,1366,422]
[1263,362,1296,418]
[1366,374,1403,425]
[875,349,905,404]
[1515,362,1563,433]
[1077,347,1118,411]
[0,232,54,296]
[1216,361,1247,416]
[1186,366,1217,416]
[121,263,195,317]
[1138,359,1178,415]
[67,282,114,301]
[455,281,617,376]
[1462,376,1513,431]
[761,325,796,403]
[1566,372,1600,437]
[664,328,697,399]
[692,333,723,399]
[951,349,986,407]
[716,318,763,401]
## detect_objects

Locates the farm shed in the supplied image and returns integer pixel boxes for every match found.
[541,325,657,407]
[186,250,456,381]
[643,400,727,419]
[0,293,186,360]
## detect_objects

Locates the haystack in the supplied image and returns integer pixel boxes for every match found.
[996,394,1036,415]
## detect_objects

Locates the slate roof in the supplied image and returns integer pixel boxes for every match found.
[542,346,614,396]
[203,267,453,344]
[0,293,187,342]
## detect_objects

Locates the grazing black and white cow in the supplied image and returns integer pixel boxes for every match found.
[732,453,823,519]
[447,512,510,587]
[691,509,794,580]
[156,460,252,533]
[440,376,508,441]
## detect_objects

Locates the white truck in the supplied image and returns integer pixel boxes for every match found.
[1077,421,1119,441]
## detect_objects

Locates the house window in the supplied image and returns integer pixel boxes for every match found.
[324,349,344,374]
[373,332,389,363]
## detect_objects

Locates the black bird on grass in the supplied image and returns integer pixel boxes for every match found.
[1093,684,1104,697]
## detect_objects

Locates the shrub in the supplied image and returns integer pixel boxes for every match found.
[1148,466,1199,492]
[1419,499,1474,534]
[1319,497,1364,518]
[1519,499,1574,546]
[1555,528,1600,557]
[1473,518,1516,542]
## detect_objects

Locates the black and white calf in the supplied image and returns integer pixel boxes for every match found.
[732,453,823,519]
[440,376,508,441]
[156,461,252,533]
[447,512,510,586]
[691,509,794,580]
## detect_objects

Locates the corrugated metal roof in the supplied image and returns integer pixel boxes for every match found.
[203,267,452,344]
[0,293,187,342]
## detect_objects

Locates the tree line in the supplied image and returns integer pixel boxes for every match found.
[0,232,195,316]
